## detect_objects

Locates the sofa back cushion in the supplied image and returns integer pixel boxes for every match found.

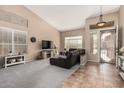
[65,51,72,59]
[69,48,77,52]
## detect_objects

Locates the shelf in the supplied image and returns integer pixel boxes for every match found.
[6,55,25,58]
[119,56,124,59]
[4,55,25,68]
[5,61,25,66]
[118,56,124,80]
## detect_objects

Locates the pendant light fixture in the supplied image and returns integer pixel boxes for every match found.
[96,5,106,26]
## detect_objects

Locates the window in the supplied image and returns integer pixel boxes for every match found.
[90,33,98,54]
[65,36,82,49]
[0,27,27,56]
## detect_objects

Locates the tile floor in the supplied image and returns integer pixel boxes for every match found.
[60,62,124,88]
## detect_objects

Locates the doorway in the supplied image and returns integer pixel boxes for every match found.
[100,29,116,63]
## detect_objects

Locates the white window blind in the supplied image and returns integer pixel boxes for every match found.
[0,27,27,56]
[65,36,82,49]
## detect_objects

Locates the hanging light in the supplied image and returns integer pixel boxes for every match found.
[96,5,106,27]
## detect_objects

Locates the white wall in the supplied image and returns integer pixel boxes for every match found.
[119,6,124,47]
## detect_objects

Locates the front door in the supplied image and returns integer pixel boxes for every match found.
[100,29,116,63]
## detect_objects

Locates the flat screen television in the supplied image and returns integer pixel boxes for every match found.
[42,40,52,49]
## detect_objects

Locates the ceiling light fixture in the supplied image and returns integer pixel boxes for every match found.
[96,5,106,27]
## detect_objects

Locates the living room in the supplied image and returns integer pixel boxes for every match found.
[0,3,124,89]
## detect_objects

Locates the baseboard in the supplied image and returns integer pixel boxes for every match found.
[25,59,35,63]
[88,60,99,63]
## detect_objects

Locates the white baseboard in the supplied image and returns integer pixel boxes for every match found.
[88,60,99,63]
[25,59,35,63]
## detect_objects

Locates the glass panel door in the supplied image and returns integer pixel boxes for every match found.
[100,29,116,63]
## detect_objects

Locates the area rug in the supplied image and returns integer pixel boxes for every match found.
[0,59,79,88]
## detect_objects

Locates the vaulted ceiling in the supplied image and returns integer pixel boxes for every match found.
[25,5,120,31]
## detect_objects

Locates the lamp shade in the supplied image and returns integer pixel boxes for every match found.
[96,14,106,27]
[96,21,106,26]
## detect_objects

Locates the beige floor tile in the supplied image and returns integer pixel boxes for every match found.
[60,62,124,88]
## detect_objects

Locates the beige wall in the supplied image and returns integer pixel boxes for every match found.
[60,28,85,51]
[85,12,119,62]
[119,6,124,46]
[0,5,60,61]
[0,5,120,62]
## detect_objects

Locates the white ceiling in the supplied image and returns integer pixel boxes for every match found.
[25,5,120,31]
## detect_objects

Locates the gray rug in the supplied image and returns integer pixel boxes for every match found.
[0,59,79,88]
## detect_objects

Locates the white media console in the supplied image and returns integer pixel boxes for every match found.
[4,55,25,68]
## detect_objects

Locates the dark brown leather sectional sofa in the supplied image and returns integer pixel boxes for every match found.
[50,48,85,69]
